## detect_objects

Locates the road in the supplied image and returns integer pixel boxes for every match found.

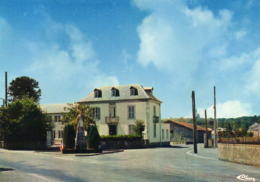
[0,144,259,182]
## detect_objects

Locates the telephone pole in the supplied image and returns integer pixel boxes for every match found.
[5,72,8,107]
[192,91,198,153]
[213,86,217,148]
[204,109,208,148]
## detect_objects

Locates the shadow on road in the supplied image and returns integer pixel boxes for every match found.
[0,167,14,172]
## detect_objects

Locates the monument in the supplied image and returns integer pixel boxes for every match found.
[75,113,86,152]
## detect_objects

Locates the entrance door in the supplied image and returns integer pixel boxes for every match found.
[109,125,117,135]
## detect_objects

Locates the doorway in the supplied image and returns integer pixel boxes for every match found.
[109,125,117,135]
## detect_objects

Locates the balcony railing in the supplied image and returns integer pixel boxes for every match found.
[105,116,119,124]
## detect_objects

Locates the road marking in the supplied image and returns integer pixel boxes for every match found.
[186,150,216,160]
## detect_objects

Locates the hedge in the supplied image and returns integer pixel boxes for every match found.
[101,135,142,140]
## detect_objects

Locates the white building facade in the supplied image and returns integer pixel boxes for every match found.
[79,84,170,144]
[41,104,68,145]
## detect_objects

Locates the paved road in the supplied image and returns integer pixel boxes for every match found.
[0,145,259,182]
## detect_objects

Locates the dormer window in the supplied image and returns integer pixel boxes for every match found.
[111,87,120,97]
[94,89,102,98]
[130,87,138,96]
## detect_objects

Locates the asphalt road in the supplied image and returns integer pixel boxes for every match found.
[0,144,259,182]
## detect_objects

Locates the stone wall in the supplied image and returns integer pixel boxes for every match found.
[218,143,260,167]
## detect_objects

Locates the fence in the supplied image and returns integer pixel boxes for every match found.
[218,137,260,144]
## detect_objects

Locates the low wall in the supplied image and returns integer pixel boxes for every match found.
[218,143,260,167]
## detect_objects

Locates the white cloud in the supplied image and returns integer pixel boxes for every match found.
[134,0,233,76]
[246,58,260,97]
[234,30,247,40]
[219,47,260,71]
[25,21,119,103]
[198,100,252,118]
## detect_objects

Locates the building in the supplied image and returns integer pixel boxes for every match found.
[41,104,68,146]
[248,123,260,137]
[42,84,170,145]
[79,84,170,144]
[164,119,212,143]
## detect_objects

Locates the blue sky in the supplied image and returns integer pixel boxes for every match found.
[0,0,260,118]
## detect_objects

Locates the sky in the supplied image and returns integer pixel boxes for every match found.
[0,0,260,118]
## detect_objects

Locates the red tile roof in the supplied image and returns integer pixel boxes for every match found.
[165,120,212,131]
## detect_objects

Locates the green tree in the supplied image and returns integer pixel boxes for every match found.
[9,76,41,102]
[0,98,52,145]
[62,104,95,128]
[134,120,145,136]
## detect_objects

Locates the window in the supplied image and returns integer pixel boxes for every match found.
[153,106,156,116]
[54,115,61,122]
[58,130,63,138]
[49,115,53,121]
[53,130,56,138]
[92,107,101,120]
[153,124,156,137]
[162,129,165,139]
[109,125,117,135]
[128,125,135,135]
[130,87,138,96]
[94,89,102,98]
[111,88,120,97]
[166,129,169,139]
[109,103,116,118]
[128,105,135,119]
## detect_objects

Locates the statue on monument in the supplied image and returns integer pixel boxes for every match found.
[75,110,87,152]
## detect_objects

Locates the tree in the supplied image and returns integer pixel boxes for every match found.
[9,76,41,102]
[62,104,95,128]
[134,120,145,136]
[0,98,52,147]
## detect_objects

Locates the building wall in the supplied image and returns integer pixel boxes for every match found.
[85,100,170,143]
[169,123,209,143]
[85,101,148,136]
[46,113,65,145]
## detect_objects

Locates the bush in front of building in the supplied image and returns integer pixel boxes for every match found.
[100,135,143,149]
[101,135,142,140]
[134,120,145,136]
[62,124,76,149]
[87,124,101,151]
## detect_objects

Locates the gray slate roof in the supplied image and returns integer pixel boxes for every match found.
[78,84,161,103]
[40,104,69,114]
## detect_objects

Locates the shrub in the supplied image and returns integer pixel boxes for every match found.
[101,135,142,140]
[87,125,100,150]
[63,124,76,148]
[134,120,145,136]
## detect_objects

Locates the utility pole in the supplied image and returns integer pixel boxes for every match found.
[213,86,217,148]
[5,72,8,107]
[192,91,198,153]
[204,109,208,148]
